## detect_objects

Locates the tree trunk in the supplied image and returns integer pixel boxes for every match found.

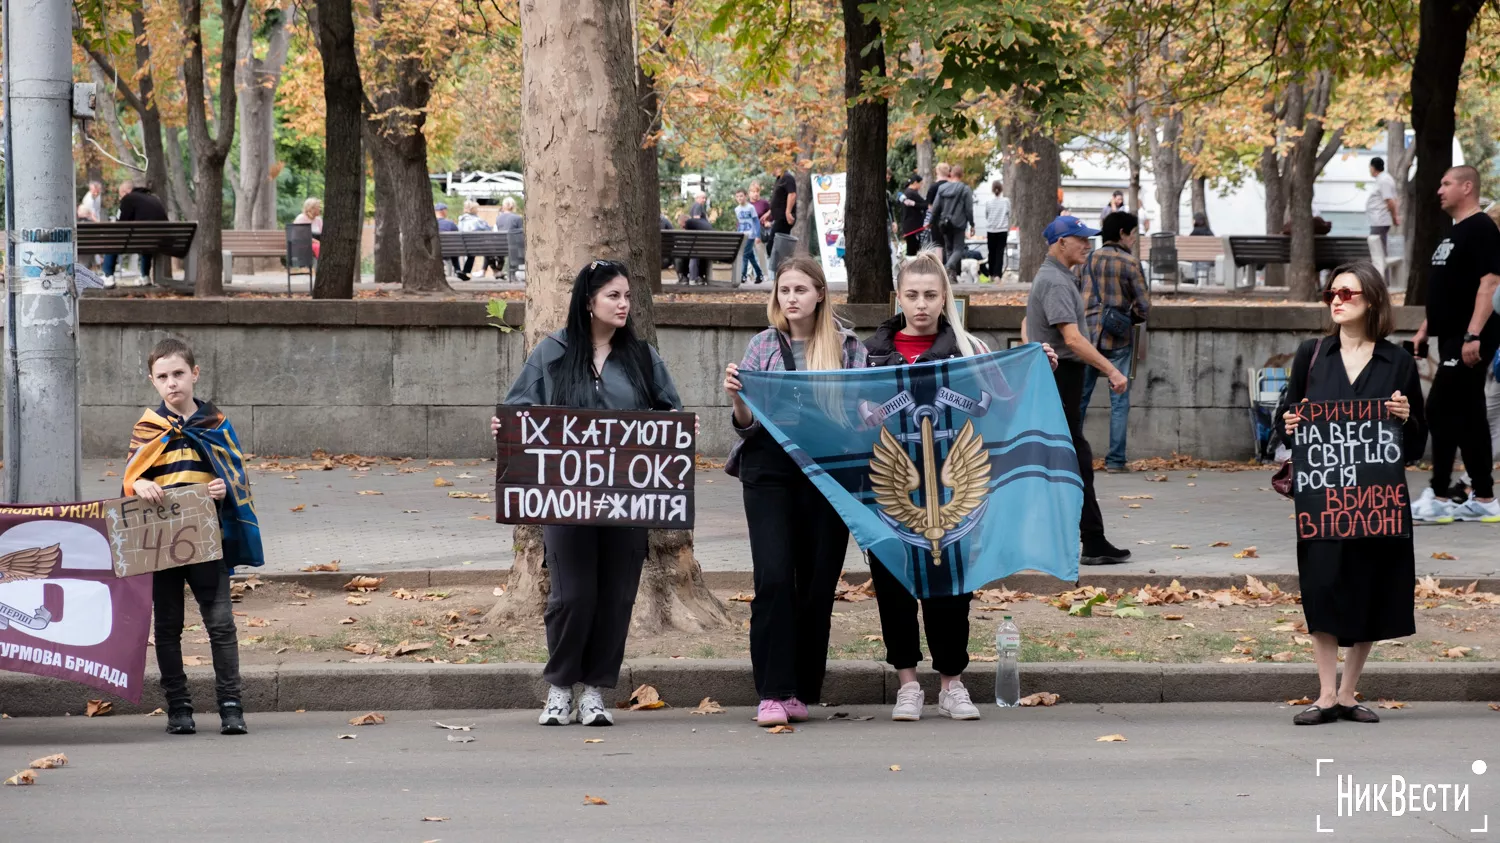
[369,139,403,285]
[1190,175,1207,225]
[182,0,248,296]
[234,4,290,231]
[842,0,889,304]
[1407,0,1484,306]
[389,134,449,292]
[312,0,362,299]
[793,161,814,257]
[1126,73,1141,213]
[637,64,665,295]
[1009,126,1060,284]
[165,128,196,222]
[916,139,934,187]
[1285,72,1342,302]
[492,0,729,633]
[1145,105,1188,235]
[1260,100,1288,289]
[88,59,144,178]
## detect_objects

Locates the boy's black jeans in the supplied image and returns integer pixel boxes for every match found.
[153,559,241,708]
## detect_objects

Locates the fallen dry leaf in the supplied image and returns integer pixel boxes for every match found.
[1377,700,1408,710]
[1444,647,1473,659]
[349,712,386,726]
[1431,551,1458,561]
[337,734,357,740]
[146,708,165,717]
[1209,541,1230,547]
[344,642,378,655]
[433,477,454,487]
[1119,494,1154,500]
[292,588,314,599]
[447,490,492,500]
[247,617,269,628]
[5,770,37,786]
[691,697,724,715]
[767,724,796,734]
[1233,546,1260,559]
[343,576,385,592]
[728,592,754,602]
[1220,657,1255,663]
[583,795,608,806]
[346,595,370,606]
[621,684,669,711]
[446,734,475,743]
[1269,651,1296,662]
[834,577,875,602]
[434,722,475,731]
[356,490,383,496]
[889,765,902,772]
[1127,503,1142,509]
[1018,692,1060,707]
[1489,703,1500,711]
[584,738,604,744]
[85,700,113,717]
[421,816,449,822]
[338,617,357,625]
[1095,734,1127,742]
[349,655,389,663]
[391,588,416,600]
[392,640,434,656]
[28,754,67,769]
[429,459,456,466]
[301,561,340,572]
[290,504,306,513]
[1163,614,1184,621]
[1170,544,1190,550]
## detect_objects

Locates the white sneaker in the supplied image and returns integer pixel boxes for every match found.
[1449,494,1500,523]
[538,684,572,726]
[892,681,924,721]
[578,686,613,726]
[102,274,116,289]
[1412,488,1455,524]
[937,680,981,720]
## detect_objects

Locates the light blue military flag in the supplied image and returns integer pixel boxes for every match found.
[738,343,1081,598]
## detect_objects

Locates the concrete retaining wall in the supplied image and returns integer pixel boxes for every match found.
[58,299,1422,459]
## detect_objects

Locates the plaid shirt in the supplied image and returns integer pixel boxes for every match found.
[1078,243,1150,351]
[730,327,866,440]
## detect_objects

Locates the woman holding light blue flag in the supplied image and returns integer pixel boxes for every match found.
[864,250,1058,722]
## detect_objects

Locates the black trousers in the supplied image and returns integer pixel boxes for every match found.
[743,470,850,701]
[1054,359,1105,539]
[869,553,972,676]
[541,525,648,688]
[984,231,1009,276]
[1429,335,1497,498]
[940,226,967,278]
[153,560,240,708]
[905,234,923,256]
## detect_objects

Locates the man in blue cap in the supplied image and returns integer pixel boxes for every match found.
[1023,215,1132,565]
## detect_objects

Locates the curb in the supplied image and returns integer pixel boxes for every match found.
[3,660,1497,717]
[236,569,1500,596]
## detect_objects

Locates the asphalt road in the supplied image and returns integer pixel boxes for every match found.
[3,704,1496,841]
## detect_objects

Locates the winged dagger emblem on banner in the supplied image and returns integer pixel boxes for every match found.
[865,387,993,563]
[0,544,61,631]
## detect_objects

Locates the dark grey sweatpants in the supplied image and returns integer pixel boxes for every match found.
[541,525,648,688]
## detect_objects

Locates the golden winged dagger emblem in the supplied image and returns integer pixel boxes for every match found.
[870,419,990,563]
[0,545,61,584]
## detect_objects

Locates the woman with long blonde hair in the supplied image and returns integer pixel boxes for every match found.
[866,249,1056,721]
[722,255,866,727]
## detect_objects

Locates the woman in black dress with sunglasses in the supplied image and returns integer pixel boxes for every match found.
[1280,261,1424,726]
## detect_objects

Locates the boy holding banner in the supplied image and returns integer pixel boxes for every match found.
[1279,263,1422,727]
[124,338,263,736]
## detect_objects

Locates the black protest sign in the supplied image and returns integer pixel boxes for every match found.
[495,405,696,529]
[1290,399,1409,540]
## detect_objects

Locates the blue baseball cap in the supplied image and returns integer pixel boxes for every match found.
[1044,215,1099,244]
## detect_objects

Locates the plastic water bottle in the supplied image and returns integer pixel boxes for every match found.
[995,615,1021,707]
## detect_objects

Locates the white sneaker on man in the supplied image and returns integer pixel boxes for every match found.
[1449,494,1500,523]
[937,680,981,720]
[538,684,572,726]
[1412,488,1455,524]
[892,681,924,721]
[577,686,614,726]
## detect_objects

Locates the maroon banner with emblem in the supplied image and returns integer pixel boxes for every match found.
[0,500,154,702]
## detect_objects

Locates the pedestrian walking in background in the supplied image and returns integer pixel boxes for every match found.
[748,180,772,273]
[929,163,976,281]
[491,260,685,727]
[1080,211,1151,472]
[1280,262,1421,725]
[766,169,798,275]
[899,174,928,256]
[734,188,766,284]
[1023,216,1132,566]
[722,256,866,728]
[1410,166,1500,523]
[1099,190,1125,225]
[982,180,1011,278]
[1366,156,1400,256]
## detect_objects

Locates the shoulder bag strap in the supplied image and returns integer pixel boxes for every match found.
[775,331,797,372]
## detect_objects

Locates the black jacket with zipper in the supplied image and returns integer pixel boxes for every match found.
[864,313,972,367]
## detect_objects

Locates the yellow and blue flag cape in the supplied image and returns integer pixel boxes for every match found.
[123,401,264,569]
[738,343,1080,598]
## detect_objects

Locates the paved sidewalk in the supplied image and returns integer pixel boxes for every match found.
[3,704,1496,841]
[82,460,1499,578]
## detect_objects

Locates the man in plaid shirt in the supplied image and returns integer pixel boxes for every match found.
[1079,211,1150,472]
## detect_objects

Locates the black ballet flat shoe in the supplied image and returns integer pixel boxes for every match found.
[1338,703,1380,724]
[1293,704,1341,725]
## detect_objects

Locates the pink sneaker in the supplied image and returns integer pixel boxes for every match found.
[756,699,789,727]
[782,697,810,722]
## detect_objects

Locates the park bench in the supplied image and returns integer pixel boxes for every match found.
[76,221,197,291]
[439,230,525,282]
[662,229,749,285]
[220,228,315,293]
[1137,234,1227,290]
[1222,235,1375,291]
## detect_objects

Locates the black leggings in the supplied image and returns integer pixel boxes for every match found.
[984,231,1009,276]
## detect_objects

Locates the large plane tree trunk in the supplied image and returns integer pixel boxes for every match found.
[1008,125,1060,284]
[489,0,728,634]
[842,0,889,303]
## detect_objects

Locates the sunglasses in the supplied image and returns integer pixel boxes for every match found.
[1321,288,1364,304]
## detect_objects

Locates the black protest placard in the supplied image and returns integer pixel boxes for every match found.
[1290,399,1409,540]
[495,405,696,529]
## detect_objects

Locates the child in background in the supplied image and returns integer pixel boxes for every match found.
[123,337,264,736]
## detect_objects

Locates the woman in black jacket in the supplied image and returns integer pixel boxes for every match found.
[898,175,928,256]
[864,250,1055,721]
[1280,261,1422,726]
